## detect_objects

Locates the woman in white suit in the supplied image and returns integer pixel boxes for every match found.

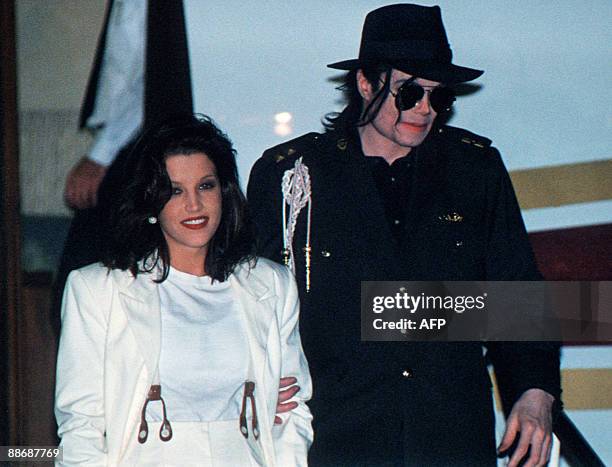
[55,115,313,466]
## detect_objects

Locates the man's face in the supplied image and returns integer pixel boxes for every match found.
[358,69,441,158]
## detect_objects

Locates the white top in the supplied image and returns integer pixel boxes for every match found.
[85,0,145,166]
[148,267,249,422]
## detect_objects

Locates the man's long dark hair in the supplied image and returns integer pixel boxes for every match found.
[323,64,392,134]
[103,114,256,282]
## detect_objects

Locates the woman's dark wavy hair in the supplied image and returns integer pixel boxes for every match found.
[323,64,392,133]
[103,114,256,282]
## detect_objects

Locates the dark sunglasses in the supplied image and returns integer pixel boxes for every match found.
[389,81,456,113]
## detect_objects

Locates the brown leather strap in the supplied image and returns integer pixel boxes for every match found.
[159,393,173,442]
[137,384,173,443]
[247,382,259,440]
[239,381,259,440]
[240,382,249,438]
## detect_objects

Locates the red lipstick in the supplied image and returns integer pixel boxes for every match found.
[180,216,209,230]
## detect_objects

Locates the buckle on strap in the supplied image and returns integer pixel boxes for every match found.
[239,381,259,440]
[138,385,173,444]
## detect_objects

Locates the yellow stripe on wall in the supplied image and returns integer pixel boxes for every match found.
[561,368,612,410]
[510,159,612,210]
[491,368,612,410]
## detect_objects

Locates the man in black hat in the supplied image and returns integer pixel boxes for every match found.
[248,4,561,466]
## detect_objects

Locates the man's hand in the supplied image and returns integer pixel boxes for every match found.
[498,388,555,467]
[274,376,300,425]
[64,157,107,210]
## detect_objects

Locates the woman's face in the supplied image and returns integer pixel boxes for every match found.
[158,152,222,268]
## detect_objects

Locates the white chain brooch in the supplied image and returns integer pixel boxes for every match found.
[281,156,312,292]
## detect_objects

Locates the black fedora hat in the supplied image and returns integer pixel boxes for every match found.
[328,4,483,84]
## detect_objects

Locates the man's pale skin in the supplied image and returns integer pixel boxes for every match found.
[358,68,555,467]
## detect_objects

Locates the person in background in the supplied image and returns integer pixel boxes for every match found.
[60,0,146,271]
[55,0,192,326]
[56,115,312,466]
[248,4,561,466]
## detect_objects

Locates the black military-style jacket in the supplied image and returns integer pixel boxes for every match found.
[248,124,561,466]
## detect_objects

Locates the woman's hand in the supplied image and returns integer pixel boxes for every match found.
[274,376,300,424]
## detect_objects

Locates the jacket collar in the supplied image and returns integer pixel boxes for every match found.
[113,259,276,384]
[312,128,446,277]
[229,260,276,387]
[230,259,274,302]
[114,258,273,301]
[112,264,161,379]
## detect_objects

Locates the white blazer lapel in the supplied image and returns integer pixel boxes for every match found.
[230,263,279,466]
[230,263,276,384]
[114,269,161,379]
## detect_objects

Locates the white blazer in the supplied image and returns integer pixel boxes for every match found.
[55,258,313,466]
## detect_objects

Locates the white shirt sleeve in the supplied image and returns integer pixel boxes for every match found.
[86,0,146,167]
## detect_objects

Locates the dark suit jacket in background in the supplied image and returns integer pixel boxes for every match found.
[248,123,561,466]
